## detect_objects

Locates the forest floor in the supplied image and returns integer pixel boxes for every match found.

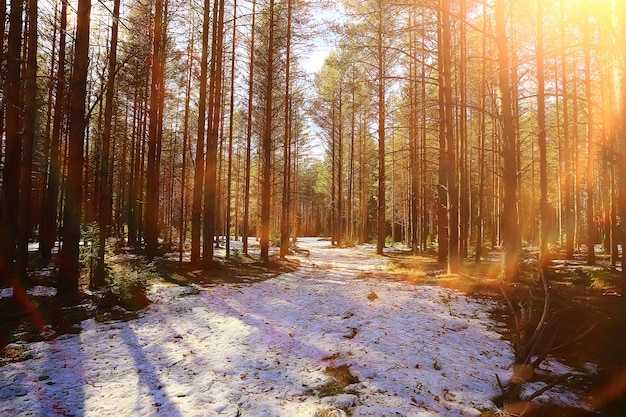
[0,238,625,416]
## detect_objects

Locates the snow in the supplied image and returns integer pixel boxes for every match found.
[0,238,585,416]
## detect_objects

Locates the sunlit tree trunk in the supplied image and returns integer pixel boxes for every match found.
[260,0,275,262]
[561,0,574,259]
[618,1,626,293]
[536,0,549,274]
[459,0,469,261]
[243,0,256,255]
[192,0,211,264]
[280,0,293,257]
[441,0,458,273]
[475,0,487,264]
[584,3,596,265]
[226,0,238,259]
[95,0,120,286]
[495,0,520,281]
[40,0,67,265]
[58,0,91,295]
[203,0,225,266]
[145,0,165,261]
[437,4,447,264]
[376,0,386,255]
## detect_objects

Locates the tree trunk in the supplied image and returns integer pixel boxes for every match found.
[191,0,211,264]
[202,0,225,267]
[441,0,459,274]
[280,0,293,258]
[584,2,596,265]
[495,0,520,282]
[260,0,275,263]
[618,2,626,293]
[16,0,37,285]
[243,0,256,255]
[95,0,120,286]
[376,0,386,255]
[226,0,237,259]
[1,0,24,288]
[145,0,165,261]
[58,0,91,295]
[536,0,549,274]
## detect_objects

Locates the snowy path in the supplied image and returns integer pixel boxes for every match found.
[2,238,522,416]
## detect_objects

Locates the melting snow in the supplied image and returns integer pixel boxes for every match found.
[0,238,584,416]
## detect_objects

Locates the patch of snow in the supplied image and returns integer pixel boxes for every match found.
[27,286,57,297]
[0,238,587,416]
[0,288,12,299]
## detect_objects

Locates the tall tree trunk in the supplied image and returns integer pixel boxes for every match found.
[617,2,626,293]
[437,3,447,264]
[584,2,596,265]
[16,0,37,285]
[191,0,211,264]
[180,24,194,266]
[441,0,459,273]
[476,0,487,264]
[536,0,549,274]
[145,0,165,260]
[459,0,469,260]
[280,0,293,258]
[95,0,120,286]
[40,0,67,264]
[260,0,275,263]
[226,0,237,259]
[376,0,386,255]
[1,0,23,288]
[58,0,91,295]
[203,0,225,267]
[561,0,574,259]
[495,0,520,281]
[243,0,256,255]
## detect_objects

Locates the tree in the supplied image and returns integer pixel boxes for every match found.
[536,0,549,274]
[58,0,92,295]
[95,0,121,286]
[16,0,38,285]
[260,0,276,263]
[375,0,386,255]
[40,0,68,265]
[145,0,166,261]
[584,0,596,265]
[495,0,520,282]
[242,0,257,256]
[192,0,212,264]
[280,0,293,257]
[439,0,459,273]
[203,0,226,267]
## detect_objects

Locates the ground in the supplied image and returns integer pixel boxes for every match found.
[0,238,624,416]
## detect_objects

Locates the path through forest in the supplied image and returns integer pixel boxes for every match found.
[0,238,587,416]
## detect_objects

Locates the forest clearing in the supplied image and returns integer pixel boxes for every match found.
[1,238,625,416]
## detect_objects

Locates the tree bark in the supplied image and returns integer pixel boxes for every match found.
[376,0,386,255]
[58,0,91,295]
[16,0,38,285]
[191,0,211,264]
[260,0,275,263]
[95,0,120,286]
[536,0,549,274]
[243,0,256,255]
[495,0,520,282]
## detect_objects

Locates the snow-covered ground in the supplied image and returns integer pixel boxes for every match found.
[0,238,586,416]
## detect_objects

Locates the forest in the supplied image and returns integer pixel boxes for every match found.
[1,0,626,415]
